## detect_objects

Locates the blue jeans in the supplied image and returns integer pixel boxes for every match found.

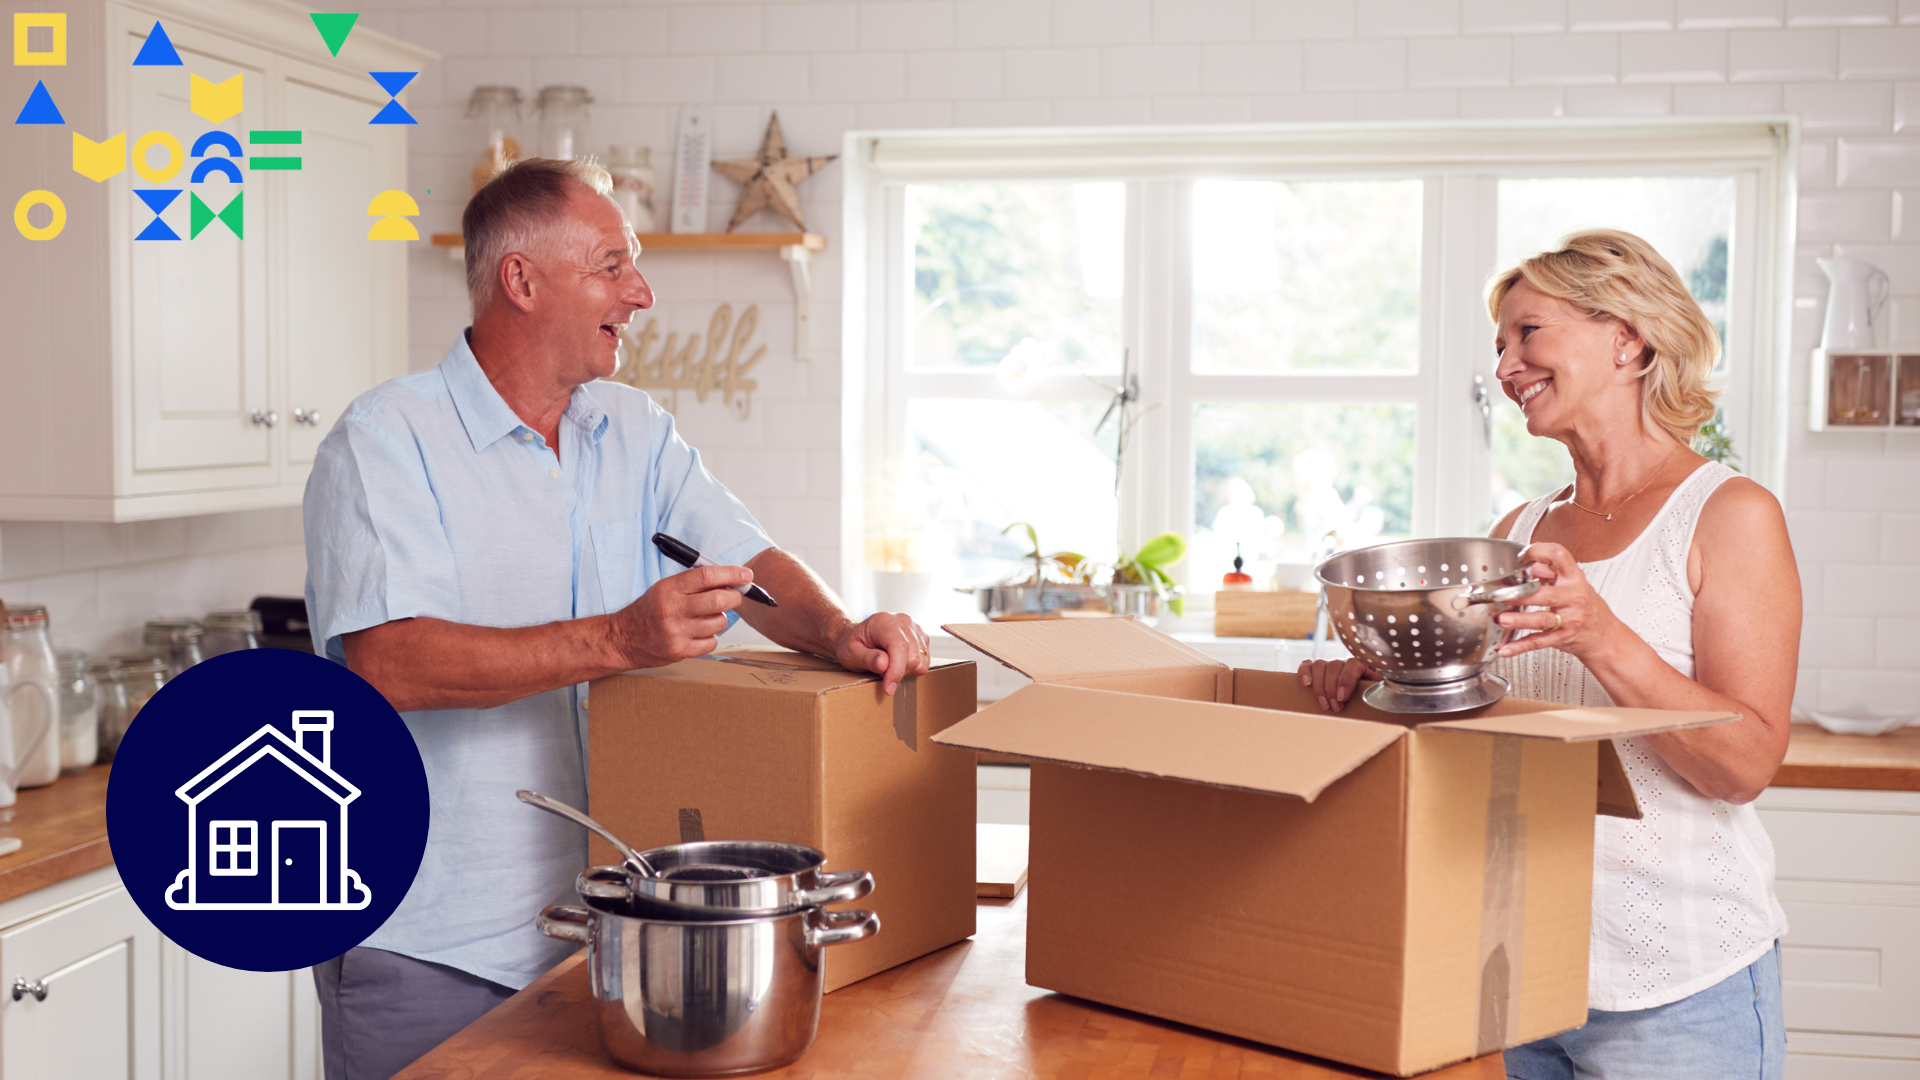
[1506,944,1784,1080]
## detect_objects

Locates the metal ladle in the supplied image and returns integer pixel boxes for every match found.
[516,789,659,876]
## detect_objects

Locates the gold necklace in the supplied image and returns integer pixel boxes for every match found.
[1565,453,1674,522]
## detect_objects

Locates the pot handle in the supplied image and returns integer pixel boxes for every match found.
[804,908,879,949]
[792,869,874,908]
[538,905,592,945]
[1458,574,1540,607]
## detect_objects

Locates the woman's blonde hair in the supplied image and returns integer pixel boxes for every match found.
[1485,228,1720,444]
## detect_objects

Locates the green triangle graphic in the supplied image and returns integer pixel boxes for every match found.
[309,13,359,58]
[190,192,243,239]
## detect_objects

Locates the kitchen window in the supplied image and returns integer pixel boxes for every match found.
[847,121,1793,619]
[209,820,258,876]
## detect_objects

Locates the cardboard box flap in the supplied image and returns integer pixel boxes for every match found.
[1423,706,1740,742]
[942,619,1226,683]
[930,683,1405,802]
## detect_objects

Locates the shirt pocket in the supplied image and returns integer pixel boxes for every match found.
[589,518,644,614]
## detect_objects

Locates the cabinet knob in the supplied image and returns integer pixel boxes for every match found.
[294,408,322,426]
[11,977,46,1002]
[250,409,279,429]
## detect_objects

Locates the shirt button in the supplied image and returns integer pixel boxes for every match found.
[549,468,559,478]
[523,433,535,441]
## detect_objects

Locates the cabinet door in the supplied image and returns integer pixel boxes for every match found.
[280,72,405,466]
[126,26,272,474]
[163,943,317,1080]
[0,887,161,1080]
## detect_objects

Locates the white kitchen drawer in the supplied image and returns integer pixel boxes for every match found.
[1757,789,1920,886]
[1780,898,1920,1038]
[1787,1033,1920,1080]
[0,885,160,1080]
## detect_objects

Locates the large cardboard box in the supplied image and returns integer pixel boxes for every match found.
[588,648,978,991]
[932,619,1737,1076]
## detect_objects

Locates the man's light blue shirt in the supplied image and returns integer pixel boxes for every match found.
[303,332,772,988]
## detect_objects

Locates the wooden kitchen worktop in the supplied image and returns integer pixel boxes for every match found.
[1775,723,1920,791]
[0,764,113,904]
[394,892,1503,1080]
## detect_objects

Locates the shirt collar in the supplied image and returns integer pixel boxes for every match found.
[441,331,528,453]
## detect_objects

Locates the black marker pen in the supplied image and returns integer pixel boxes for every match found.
[651,533,779,607]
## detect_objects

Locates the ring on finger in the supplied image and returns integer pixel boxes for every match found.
[1551,612,1563,631]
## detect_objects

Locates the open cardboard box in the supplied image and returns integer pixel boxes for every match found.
[587,648,978,991]
[932,619,1737,1076]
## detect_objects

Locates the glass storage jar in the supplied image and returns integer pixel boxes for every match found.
[55,649,97,774]
[3,604,63,789]
[607,145,657,232]
[467,85,524,196]
[91,657,128,761]
[202,610,262,657]
[143,619,204,679]
[534,85,592,162]
[113,654,169,741]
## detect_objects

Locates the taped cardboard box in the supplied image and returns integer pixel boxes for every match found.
[587,648,978,991]
[932,619,1737,1076]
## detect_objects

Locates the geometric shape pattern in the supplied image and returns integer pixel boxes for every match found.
[14,189,65,240]
[191,130,242,158]
[365,188,418,241]
[14,13,65,66]
[366,216,417,241]
[248,129,301,170]
[72,130,126,182]
[132,21,182,66]
[190,189,242,239]
[133,129,184,182]
[368,70,412,97]
[15,79,62,124]
[192,156,243,184]
[189,72,242,123]
[135,188,181,241]
[368,99,414,125]
[309,13,358,58]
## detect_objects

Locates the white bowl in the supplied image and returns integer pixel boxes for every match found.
[1807,710,1915,737]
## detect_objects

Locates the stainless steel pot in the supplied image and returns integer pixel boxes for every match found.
[628,840,873,914]
[538,896,879,1077]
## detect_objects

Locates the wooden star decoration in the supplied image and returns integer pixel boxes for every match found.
[712,111,837,233]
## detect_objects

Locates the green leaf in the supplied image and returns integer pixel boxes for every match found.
[1168,595,1185,617]
[1132,532,1187,569]
[1001,521,1040,559]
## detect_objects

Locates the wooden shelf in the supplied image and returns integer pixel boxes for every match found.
[428,231,826,253]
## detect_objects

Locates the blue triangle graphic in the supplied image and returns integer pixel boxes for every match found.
[136,189,181,214]
[136,217,181,240]
[369,71,416,97]
[133,22,184,66]
[14,81,64,125]
[368,99,416,125]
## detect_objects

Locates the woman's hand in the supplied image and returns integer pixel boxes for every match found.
[1295,657,1379,713]
[1494,542,1629,664]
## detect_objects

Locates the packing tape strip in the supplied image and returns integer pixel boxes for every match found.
[1475,734,1528,1056]
[892,677,918,750]
[678,807,705,844]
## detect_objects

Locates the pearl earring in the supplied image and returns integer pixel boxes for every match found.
[1617,352,1629,364]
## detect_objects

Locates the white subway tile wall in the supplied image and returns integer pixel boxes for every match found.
[0,0,1913,711]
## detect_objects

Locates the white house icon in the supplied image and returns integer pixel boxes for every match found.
[164,711,372,911]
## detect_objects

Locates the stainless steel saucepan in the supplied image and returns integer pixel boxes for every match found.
[628,840,873,914]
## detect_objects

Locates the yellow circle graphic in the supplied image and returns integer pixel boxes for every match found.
[13,190,66,241]
[133,131,185,183]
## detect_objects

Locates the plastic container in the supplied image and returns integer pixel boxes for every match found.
[55,649,98,774]
[3,605,63,788]
[202,610,262,658]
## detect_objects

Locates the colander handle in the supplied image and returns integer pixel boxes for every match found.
[793,869,874,908]
[538,905,592,945]
[1460,575,1540,606]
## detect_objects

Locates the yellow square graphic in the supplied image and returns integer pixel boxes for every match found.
[14,13,66,66]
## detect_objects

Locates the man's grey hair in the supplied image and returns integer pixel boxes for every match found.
[463,157,616,316]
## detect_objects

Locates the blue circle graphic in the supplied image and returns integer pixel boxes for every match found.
[106,649,429,972]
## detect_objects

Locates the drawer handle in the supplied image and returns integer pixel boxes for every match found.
[11,977,46,1002]
[293,408,322,426]
[251,409,278,428]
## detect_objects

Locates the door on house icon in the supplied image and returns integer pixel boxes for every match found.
[273,821,327,905]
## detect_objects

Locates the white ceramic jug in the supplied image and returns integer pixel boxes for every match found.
[1818,257,1891,350]
[0,670,56,808]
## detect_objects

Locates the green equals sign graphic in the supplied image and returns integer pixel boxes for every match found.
[248,130,302,170]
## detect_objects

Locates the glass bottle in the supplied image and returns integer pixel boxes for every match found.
[466,85,524,196]
[114,655,169,740]
[143,619,204,679]
[55,649,97,774]
[202,610,262,658]
[3,604,62,788]
[607,145,657,232]
[534,85,593,162]
[91,658,128,762]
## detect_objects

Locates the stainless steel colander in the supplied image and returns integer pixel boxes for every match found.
[1314,537,1540,713]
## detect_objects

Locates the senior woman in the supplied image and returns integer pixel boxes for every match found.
[1299,229,1799,1080]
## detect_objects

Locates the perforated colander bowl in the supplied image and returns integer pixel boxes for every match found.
[1314,537,1538,693]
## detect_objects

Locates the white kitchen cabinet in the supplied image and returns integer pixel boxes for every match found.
[0,0,428,522]
[1756,787,1920,1078]
[0,876,161,1080]
[159,942,319,1080]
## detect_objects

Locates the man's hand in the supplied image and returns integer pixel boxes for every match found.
[608,565,750,669]
[832,612,931,696]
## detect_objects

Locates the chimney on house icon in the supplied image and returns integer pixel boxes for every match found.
[292,711,334,767]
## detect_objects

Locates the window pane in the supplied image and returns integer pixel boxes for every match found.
[894,400,1118,598]
[1192,180,1422,373]
[1193,403,1416,588]
[1490,404,1572,529]
[908,181,1124,373]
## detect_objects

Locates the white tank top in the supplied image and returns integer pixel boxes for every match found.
[1492,460,1788,1012]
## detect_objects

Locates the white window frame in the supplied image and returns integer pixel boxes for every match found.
[840,120,1796,615]
[208,819,258,876]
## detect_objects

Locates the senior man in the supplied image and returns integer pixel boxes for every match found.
[302,157,929,1080]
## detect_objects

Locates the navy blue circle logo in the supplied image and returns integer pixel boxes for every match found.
[106,649,429,972]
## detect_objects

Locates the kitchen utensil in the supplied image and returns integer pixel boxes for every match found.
[1315,537,1540,714]
[1806,710,1913,737]
[539,893,878,1077]
[516,790,659,877]
[1817,257,1891,350]
[577,867,753,922]
[628,840,873,914]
